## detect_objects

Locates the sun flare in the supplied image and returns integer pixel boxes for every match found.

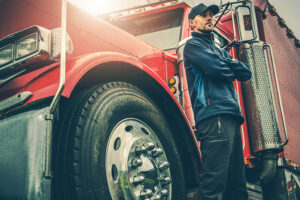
[68,0,110,15]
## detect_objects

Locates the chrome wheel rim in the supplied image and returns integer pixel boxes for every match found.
[105,118,172,200]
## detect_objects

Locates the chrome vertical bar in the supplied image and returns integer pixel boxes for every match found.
[44,0,67,178]
[264,44,288,147]
[231,4,237,42]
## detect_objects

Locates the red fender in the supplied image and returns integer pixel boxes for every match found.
[0,52,201,158]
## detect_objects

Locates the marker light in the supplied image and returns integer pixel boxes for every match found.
[170,86,177,94]
[168,77,176,86]
[0,44,13,66]
[51,28,74,60]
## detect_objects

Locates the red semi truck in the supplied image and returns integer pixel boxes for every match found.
[0,0,299,199]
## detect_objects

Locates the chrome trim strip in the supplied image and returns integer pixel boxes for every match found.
[0,91,32,113]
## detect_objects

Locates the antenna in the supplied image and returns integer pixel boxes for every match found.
[220,0,223,6]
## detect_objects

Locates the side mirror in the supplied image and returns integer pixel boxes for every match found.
[235,0,259,42]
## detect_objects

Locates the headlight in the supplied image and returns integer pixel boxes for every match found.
[0,25,73,86]
[0,44,13,66]
[16,33,38,59]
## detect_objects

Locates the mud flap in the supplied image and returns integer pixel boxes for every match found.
[0,107,51,200]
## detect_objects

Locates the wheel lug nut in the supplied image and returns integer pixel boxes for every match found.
[158,161,170,171]
[132,175,145,185]
[135,145,147,156]
[151,148,163,158]
[160,176,172,185]
[150,194,161,200]
[160,189,168,197]
[140,189,153,199]
[131,159,142,168]
[145,142,156,151]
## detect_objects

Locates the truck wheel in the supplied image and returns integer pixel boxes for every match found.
[53,82,185,200]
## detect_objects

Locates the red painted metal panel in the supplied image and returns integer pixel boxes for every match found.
[216,13,236,41]
[0,52,165,102]
[229,47,253,162]
[0,0,161,59]
[181,6,192,40]
[0,0,196,136]
[0,0,168,99]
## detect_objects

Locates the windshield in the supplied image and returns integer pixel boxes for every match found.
[112,8,184,50]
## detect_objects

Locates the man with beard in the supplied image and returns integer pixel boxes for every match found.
[183,3,252,200]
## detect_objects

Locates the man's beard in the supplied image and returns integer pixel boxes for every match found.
[197,27,213,33]
[197,23,214,33]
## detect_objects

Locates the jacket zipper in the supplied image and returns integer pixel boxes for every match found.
[205,77,210,105]
[217,116,222,134]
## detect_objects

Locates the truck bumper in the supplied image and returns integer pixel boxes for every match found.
[0,107,51,200]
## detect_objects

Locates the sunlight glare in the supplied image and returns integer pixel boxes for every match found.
[69,0,110,15]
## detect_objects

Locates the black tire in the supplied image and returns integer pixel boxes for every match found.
[53,82,186,200]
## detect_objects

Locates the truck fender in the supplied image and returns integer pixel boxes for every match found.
[59,52,202,190]
[2,51,202,192]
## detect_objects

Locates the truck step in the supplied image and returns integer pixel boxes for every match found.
[247,183,263,200]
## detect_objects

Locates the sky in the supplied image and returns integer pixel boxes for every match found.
[202,0,300,39]
[268,0,300,39]
[68,0,300,39]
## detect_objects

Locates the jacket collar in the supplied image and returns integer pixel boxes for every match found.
[191,31,213,42]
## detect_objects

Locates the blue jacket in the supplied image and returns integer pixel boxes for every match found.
[183,32,251,125]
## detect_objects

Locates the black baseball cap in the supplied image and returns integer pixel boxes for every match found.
[188,3,219,19]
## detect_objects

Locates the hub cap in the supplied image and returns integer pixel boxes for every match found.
[105,118,172,200]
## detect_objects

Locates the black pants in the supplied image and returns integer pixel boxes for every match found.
[196,115,248,200]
